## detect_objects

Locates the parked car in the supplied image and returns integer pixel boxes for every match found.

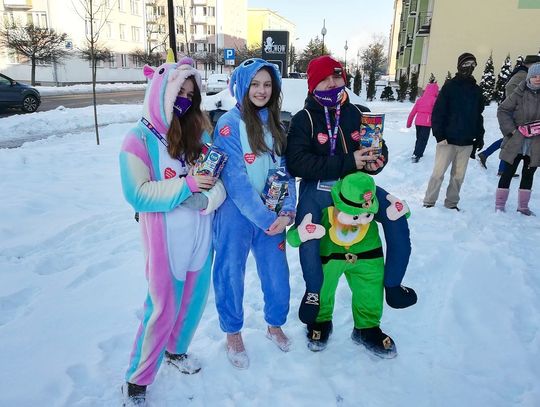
[0,73,41,113]
[288,72,306,79]
[206,73,229,95]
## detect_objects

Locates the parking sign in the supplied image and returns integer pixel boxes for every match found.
[224,48,235,61]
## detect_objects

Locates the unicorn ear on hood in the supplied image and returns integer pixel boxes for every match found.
[143,65,155,79]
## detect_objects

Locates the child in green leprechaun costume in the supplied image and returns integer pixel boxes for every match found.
[287,172,410,358]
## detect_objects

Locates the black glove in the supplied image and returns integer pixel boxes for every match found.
[476,139,484,151]
[385,285,417,309]
[298,291,320,324]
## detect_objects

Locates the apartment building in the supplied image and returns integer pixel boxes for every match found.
[390,0,540,88]
[0,0,247,84]
[246,8,295,48]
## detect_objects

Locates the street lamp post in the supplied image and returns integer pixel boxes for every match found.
[321,19,327,56]
[344,40,348,73]
[167,0,177,61]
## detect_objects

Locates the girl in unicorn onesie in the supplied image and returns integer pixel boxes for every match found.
[212,58,297,369]
[119,55,226,406]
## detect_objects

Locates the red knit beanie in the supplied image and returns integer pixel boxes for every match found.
[307,55,346,93]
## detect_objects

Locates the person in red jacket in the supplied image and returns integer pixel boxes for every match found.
[406,82,439,163]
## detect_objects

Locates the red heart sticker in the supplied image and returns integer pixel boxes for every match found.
[306,224,316,233]
[219,125,231,137]
[244,153,256,164]
[395,201,404,212]
[164,167,176,179]
[278,241,285,251]
[363,191,373,202]
[317,133,329,144]
[351,130,361,141]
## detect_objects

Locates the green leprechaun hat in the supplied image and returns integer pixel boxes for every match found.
[331,172,379,215]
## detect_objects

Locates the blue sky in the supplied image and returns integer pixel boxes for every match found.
[247,0,394,64]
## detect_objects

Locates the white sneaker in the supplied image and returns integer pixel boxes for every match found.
[226,332,249,369]
[266,326,291,352]
[165,351,201,374]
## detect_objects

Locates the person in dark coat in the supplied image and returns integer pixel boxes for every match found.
[285,55,416,350]
[423,52,485,211]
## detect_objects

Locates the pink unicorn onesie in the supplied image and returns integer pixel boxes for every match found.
[119,56,225,400]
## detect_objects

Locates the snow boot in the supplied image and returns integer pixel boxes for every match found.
[385,285,417,309]
[306,320,333,352]
[495,188,509,212]
[122,382,147,407]
[266,326,291,352]
[477,152,487,169]
[517,189,535,216]
[165,351,201,374]
[351,326,397,359]
[226,332,249,369]
[298,291,320,324]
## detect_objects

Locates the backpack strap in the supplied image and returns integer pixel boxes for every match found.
[303,108,314,138]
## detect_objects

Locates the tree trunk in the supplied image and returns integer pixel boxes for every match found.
[31,57,36,86]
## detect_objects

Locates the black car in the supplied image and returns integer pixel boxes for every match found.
[0,73,41,113]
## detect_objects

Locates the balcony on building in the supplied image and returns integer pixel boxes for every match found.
[192,33,208,42]
[409,0,418,15]
[193,0,207,4]
[192,14,207,24]
[416,12,432,36]
[3,0,32,9]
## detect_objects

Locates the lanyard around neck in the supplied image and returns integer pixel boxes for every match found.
[141,118,186,167]
[323,103,341,156]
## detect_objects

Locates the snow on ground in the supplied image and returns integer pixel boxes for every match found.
[35,83,147,96]
[0,90,539,407]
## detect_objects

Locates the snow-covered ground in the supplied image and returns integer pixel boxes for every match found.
[35,83,147,96]
[1,85,539,407]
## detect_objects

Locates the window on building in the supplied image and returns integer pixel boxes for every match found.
[209,43,215,53]
[132,55,144,67]
[120,53,128,68]
[106,22,112,38]
[118,0,125,12]
[157,5,165,15]
[27,12,48,28]
[189,43,195,53]
[208,6,215,16]
[119,24,126,40]
[158,24,165,34]
[207,25,215,35]
[130,0,140,15]
[176,6,183,17]
[179,43,185,52]
[131,26,140,42]
[190,25,196,34]
[109,54,117,68]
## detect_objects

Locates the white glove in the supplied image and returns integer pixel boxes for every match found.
[297,213,326,242]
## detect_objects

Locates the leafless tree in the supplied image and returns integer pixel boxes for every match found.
[72,0,115,145]
[144,0,168,58]
[0,21,68,85]
[176,0,192,56]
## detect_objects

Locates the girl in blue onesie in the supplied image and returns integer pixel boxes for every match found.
[212,58,297,369]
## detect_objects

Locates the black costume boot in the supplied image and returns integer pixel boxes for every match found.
[351,326,397,358]
[298,291,320,324]
[306,320,333,352]
[385,285,417,309]
[122,382,147,406]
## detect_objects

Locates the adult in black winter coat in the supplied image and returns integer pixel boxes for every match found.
[423,52,485,211]
[286,56,417,349]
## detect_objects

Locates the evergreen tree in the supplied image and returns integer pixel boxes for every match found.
[479,53,495,105]
[514,55,524,70]
[428,73,436,83]
[367,71,376,101]
[380,86,395,101]
[295,36,330,73]
[353,69,362,96]
[409,72,419,102]
[494,54,512,104]
[444,71,452,84]
[397,74,408,102]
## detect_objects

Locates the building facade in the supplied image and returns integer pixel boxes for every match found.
[390,0,540,88]
[0,0,247,84]
[246,8,295,49]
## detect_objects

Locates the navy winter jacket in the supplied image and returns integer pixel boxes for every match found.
[431,74,485,146]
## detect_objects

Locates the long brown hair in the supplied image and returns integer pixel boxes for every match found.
[242,67,286,156]
[166,77,212,164]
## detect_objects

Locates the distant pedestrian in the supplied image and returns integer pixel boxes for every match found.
[477,54,540,174]
[406,82,439,162]
[495,62,540,215]
[423,52,485,211]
